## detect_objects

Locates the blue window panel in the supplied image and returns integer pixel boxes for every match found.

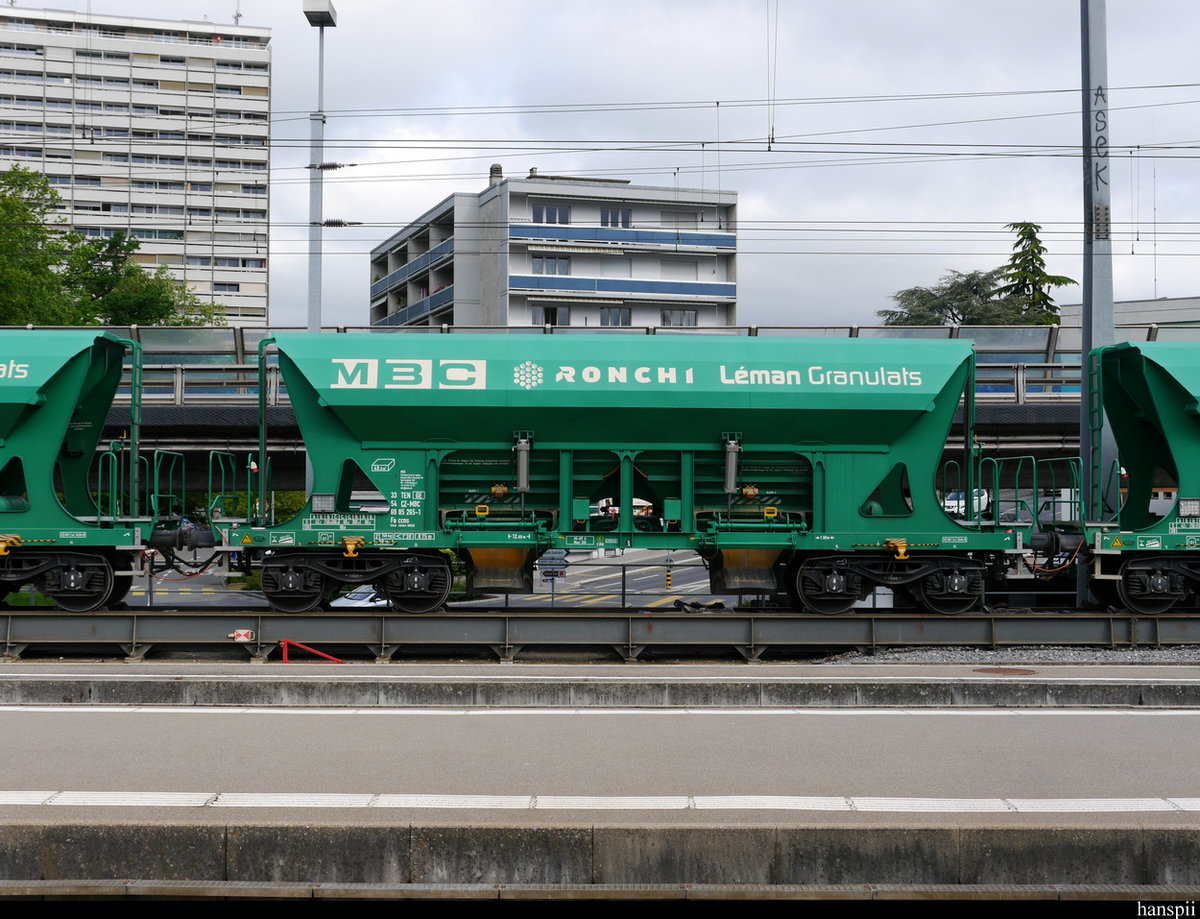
[510,225,735,249]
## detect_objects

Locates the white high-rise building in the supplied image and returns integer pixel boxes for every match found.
[0,7,270,326]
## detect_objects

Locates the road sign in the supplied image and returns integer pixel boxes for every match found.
[540,568,567,580]
[541,549,569,563]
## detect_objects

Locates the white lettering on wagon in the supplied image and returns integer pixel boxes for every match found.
[553,365,694,385]
[716,365,924,387]
[331,359,485,390]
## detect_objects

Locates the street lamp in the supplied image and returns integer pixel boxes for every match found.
[303,0,336,333]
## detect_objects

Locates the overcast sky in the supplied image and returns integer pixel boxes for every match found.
[24,0,1200,328]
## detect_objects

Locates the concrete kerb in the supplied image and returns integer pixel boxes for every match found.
[3,824,1200,886]
[0,675,1196,708]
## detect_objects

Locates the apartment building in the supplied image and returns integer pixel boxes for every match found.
[370,166,736,329]
[0,7,270,325]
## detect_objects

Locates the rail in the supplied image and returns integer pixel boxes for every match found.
[120,361,1082,407]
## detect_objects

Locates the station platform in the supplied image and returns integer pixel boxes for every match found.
[1,661,1199,898]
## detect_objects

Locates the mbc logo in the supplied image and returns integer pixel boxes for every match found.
[330,359,486,390]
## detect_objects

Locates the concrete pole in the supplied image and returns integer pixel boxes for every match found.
[1079,0,1117,605]
[1080,0,1116,516]
[306,25,326,334]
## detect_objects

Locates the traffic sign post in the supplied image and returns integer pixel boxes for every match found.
[538,550,570,607]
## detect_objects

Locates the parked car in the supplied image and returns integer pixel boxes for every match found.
[330,585,390,609]
[942,488,990,518]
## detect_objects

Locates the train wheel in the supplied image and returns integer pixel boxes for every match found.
[1116,561,1181,615]
[914,567,980,615]
[794,558,862,615]
[47,555,114,613]
[262,561,328,614]
[382,552,452,614]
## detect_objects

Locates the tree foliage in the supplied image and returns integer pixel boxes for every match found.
[879,222,1076,327]
[0,166,75,324]
[877,268,1024,326]
[994,221,1077,325]
[0,166,225,326]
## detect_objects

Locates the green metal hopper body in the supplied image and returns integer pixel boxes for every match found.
[0,330,139,552]
[230,333,1015,564]
[1093,342,1200,553]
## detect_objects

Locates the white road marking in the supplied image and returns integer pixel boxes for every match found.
[0,791,1194,813]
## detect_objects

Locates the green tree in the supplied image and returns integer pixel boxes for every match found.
[0,168,225,326]
[993,222,1076,325]
[879,222,1075,327]
[877,268,1026,326]
[0,166,75,324]
[67,232,224,326]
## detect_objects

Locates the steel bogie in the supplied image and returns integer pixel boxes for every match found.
[1113,557,1190,615]
[786,552,991,615]
[259,549,453,614]
[380,552,452,614]
[913,566,985,615]
[41,552,115,613]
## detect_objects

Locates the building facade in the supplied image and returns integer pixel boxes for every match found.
[370,167,736,329]
[1059,295,1200,329]
[0,8,270,326]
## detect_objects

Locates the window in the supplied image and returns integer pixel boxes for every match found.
[186,256,211,267]
[660,309,697,327]
[214,282,240,293]
[530,305,569,326]
[532,204,569,225]
[600,208,631,228]
[661,209,698,229]
[241,184,266,195]
[214,257,239,267]
[531,256,569,276]
[600,307,631,327]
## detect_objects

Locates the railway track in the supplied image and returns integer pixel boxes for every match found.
[2,606,1197,662]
